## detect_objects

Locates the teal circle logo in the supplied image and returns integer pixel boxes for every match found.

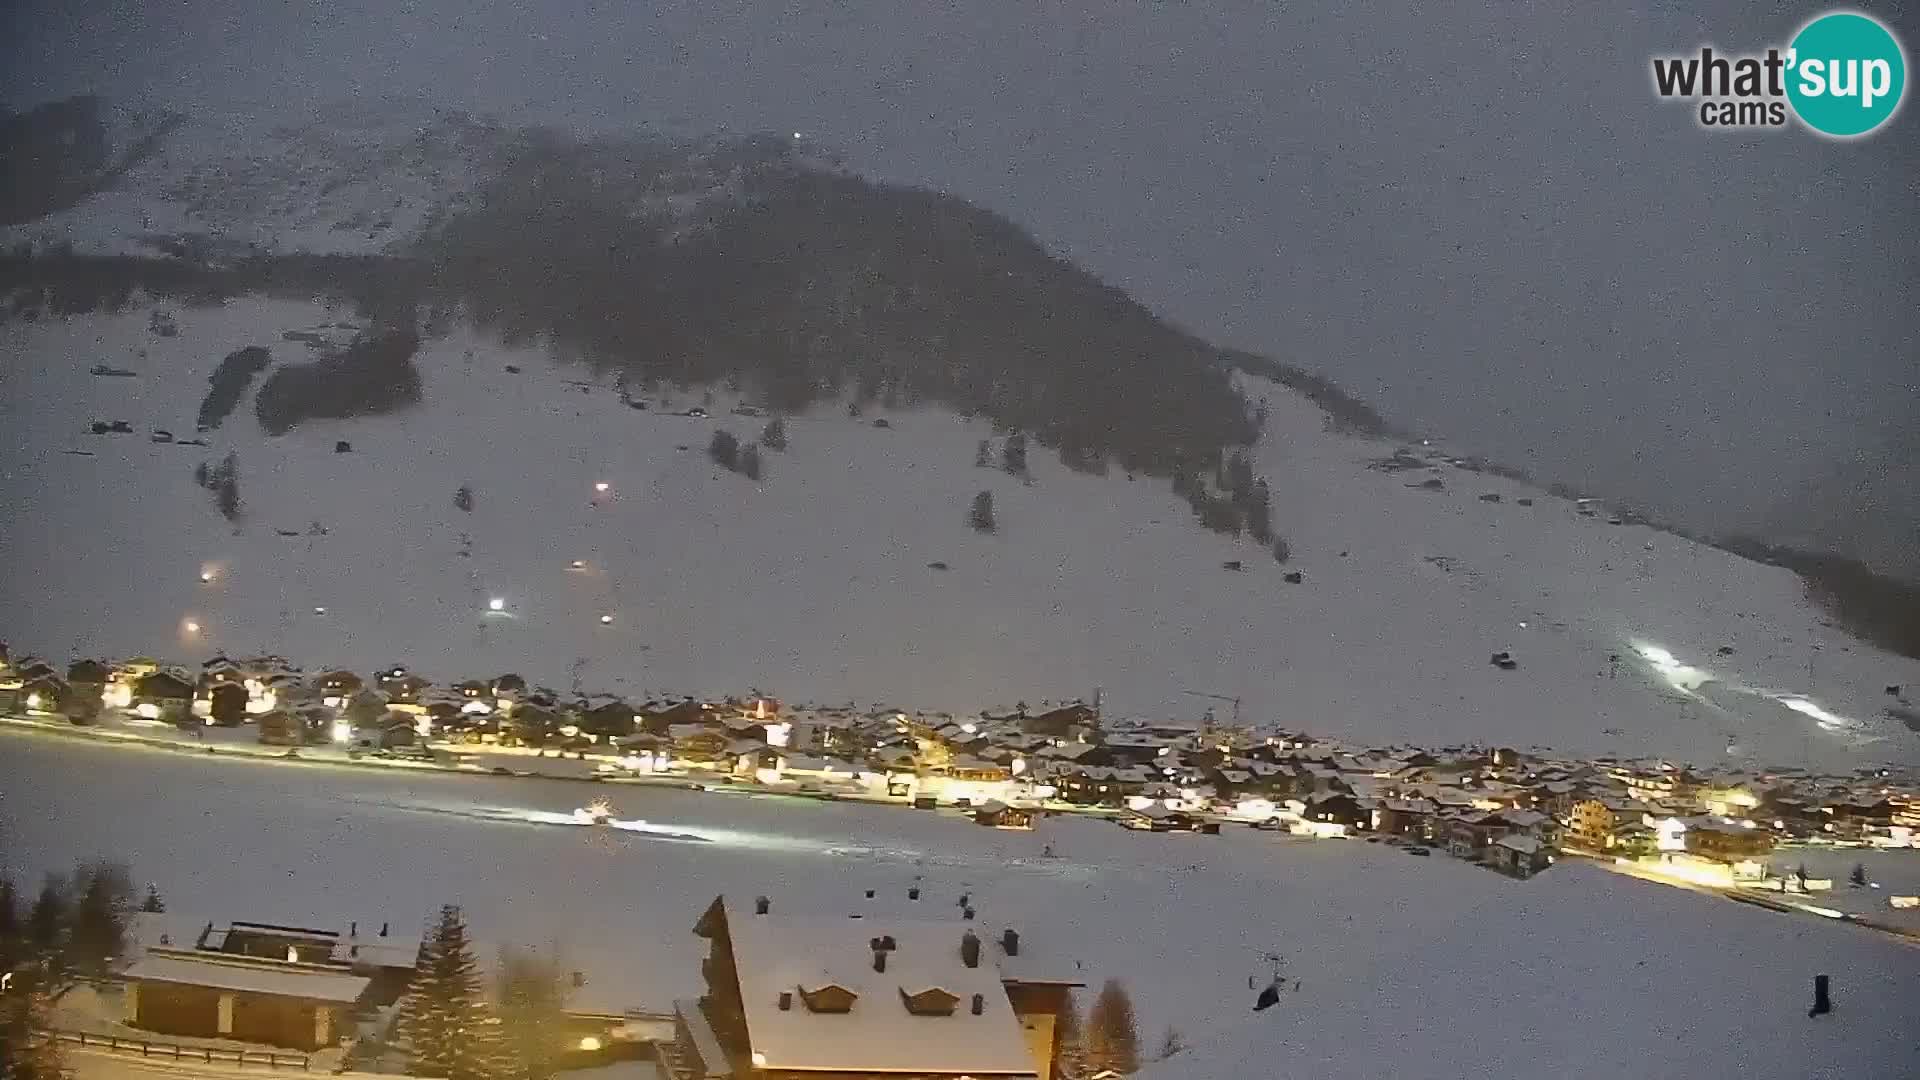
[1786,12,1906,137]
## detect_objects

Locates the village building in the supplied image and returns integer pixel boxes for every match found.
[667,894,1080,1080]
[974,800,1036,830]
[1489,834,1553,878]
[131,669,196,722]
[120,917,416,1051]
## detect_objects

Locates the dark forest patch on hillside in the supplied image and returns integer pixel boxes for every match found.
[196,345,272,430]
[2,96,183,226]
[419,140,1256,478]
[1716,537,1920,662]
[254,329,423,435]
[1226,350,1403,439]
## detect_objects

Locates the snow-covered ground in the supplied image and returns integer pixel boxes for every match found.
[4,734,1915,1080]
[2,297,1916,768]
[1764,847,1920,931]
[1142,857,1920,1080]
[0,733,1505,1039]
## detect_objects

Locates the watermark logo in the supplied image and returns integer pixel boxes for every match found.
[1651,10,1907,137]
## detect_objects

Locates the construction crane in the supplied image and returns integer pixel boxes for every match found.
[1181,689,1242,728]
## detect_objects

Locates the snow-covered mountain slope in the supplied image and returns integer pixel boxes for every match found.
[0,105,826,261]
[3,296,1915,769]
[2,106,488,257]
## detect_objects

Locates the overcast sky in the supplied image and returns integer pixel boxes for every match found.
[5,0,1915,573]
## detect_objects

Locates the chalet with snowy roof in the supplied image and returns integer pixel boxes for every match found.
[578,697,636,737]
[1302,791,1367,829]
[312,670,362,704]
[374,667,430,703]
[132,669,195,721]
[1054,764,1156,806]
[1669,815,1775,861]
[1490,834,1552,878]
[671,723,732,763]
[1376,797,1440,839]
[20,673,69,715]
[974,800,1036,830]
[644,699,717,736]
[120,916,417,1051]
[670,893,1081,1080]
[1018,702,1098,738]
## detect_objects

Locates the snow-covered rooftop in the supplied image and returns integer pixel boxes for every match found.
[122,951,370,1004]
[719,903,1039,1076]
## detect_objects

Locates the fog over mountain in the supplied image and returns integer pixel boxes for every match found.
[3,0,1916,578]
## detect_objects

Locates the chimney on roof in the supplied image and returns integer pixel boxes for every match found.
[961,931,981,969]
[865,889,875,899]
[779,991,793,1011]
[971,993,985,1015]
[908,886,920,900]
[755,895,771,915]
[963,907,975,921]
[872,948,888,973]
[380,922,389,937]
[1001,929,1020,957]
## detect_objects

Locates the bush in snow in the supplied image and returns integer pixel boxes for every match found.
[761,416,787,450]
[969,490,996,533]
[1002,432,1028,476]
[709,430,740,471]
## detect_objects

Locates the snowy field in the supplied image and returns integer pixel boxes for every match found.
[2,297,1917,768]
[4,734,1915,1080]
[1765,847,1920,931]
[1144,857,1920,1080]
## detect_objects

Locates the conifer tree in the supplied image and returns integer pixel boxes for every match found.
[399,905,506,1080]
[495,946,570,1080]
[1084,978,1141,1075]
[67,861,132,979]
[0,878,18,942]
[0,972,66,1080]
[25,876,64,956]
